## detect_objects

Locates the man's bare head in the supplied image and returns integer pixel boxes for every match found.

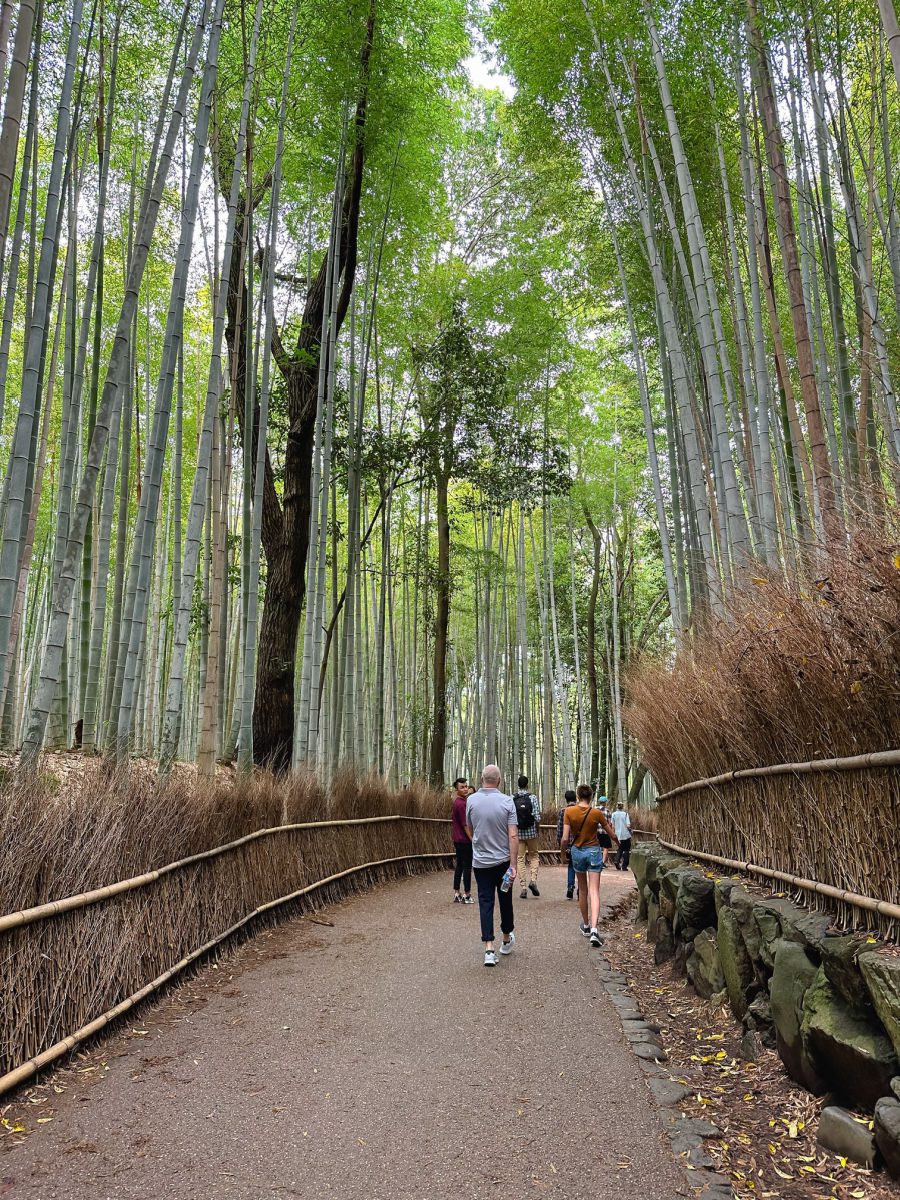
[481,764,502,788]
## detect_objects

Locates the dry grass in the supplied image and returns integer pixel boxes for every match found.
[624,513,900,924]
[0,762,450,1081]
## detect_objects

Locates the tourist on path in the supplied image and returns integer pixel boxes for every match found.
[611,802,633,871]
[466,765,518,967]
[556,789,578,899]
[451,776,474,903]
[561,784,618,947]
[512,774,542,899]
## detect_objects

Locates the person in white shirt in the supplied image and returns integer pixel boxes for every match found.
[611,804,632,871]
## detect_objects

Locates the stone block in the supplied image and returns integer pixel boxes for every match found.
[653,916,675,965]
[816,1106,877,1168]
[770,939,824,1093]
[820,934,873,1011]
[675,871,716,934]
[801,968,898,1110]
[686,928,725,1000]
[859,951,900,1060]
[875,1097,900,1179]
[717,904,756,1019]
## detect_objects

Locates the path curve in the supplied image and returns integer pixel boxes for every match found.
[1,865,682,1199]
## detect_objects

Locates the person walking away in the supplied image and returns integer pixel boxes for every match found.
[561,784,618,946]
[451,777,474,903]
[611,803,632,871]
[466,765,518,967]
[597,794,613,864]
[513,775,541,899]
[556,789,578,899]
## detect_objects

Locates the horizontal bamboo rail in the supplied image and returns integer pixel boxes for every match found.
[656,748,900,802]
[0,852,453,1098]
[657,838,900,923]
[0,814,449,933]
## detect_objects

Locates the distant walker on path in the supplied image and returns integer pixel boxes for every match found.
[611,803,632,871]
[512,774,541,899]
[466,765,518,967]
[450,777,474,903]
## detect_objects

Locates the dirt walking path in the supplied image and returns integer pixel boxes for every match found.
[2,865,683,1200]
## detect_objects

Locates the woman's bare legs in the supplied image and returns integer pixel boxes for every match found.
[576,871,589,924]
[588,870,602,929]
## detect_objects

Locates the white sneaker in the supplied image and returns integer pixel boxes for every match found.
[590,928,604,947]
[500,933,515,955]
[484,949,499,967]
[580,922,591,937]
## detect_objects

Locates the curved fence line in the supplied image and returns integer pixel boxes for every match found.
[656,747,900,802]
[0,814,449,933]
[0,852,453,1098]
[657,837,900,925]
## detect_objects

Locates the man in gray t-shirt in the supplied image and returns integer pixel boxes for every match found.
[465,765,519,967]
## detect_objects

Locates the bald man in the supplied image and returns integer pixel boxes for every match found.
[465,764,518,966]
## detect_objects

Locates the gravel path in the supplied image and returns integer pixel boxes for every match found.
[2,865,683,1200]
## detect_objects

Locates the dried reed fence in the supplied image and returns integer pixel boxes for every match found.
[0,763,470,1091]
[626,512,900,935]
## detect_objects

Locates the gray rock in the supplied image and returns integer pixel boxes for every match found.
[714,877,736,914]
[820,935,873,1011]
[647,895,660,940]
[740,1029,764,1062]
[673,940,692,975]
[859,951,900,1060]
[875,1097,900,1179]
[744,992,776,1046]
[801,968,898,1110]
[816,1106,877,1168]
[622,1018,662,1034]
[632,1041,668,1062]
[770,939,824,1093]
[729,887,764,964]
[654,916,675,965]
[717,904,756,1019]
[892,1076,900,1101]
[630,846,652,893]
[647,1076,690,1106]
[687,928,726,1000]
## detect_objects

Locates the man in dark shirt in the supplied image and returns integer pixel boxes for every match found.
[451,777,474,904]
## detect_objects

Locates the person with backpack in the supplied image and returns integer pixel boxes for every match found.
[556,789,578,899]
[512,775,541,899]
[561,783,619,946]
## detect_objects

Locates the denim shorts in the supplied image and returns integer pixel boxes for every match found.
[570,844,605,873]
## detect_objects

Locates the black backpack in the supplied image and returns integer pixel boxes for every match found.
[514,791,536,829]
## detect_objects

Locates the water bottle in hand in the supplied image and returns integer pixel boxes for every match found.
[500,868,513,893]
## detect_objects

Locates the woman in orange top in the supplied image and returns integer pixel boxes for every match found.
[561,783,618,946]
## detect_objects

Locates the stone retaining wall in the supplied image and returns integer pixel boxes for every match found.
[632,843,900,1177]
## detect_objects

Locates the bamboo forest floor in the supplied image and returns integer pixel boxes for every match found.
[0,866,689,1200]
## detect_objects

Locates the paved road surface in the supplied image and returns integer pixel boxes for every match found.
[2,865,683,1200]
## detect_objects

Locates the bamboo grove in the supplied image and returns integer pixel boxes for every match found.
[0,0,897,800]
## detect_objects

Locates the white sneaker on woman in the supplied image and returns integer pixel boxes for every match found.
[500,933,516,955]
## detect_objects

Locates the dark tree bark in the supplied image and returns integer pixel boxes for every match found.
[226,3,375,770]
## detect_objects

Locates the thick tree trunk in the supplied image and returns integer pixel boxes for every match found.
[229,2,374,770]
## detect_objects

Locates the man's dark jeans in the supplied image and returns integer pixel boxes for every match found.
[616,838,633,870]
[453,841,473,892]
[474,860,514,943]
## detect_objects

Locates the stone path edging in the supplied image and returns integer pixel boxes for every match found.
[594,953,734,1200]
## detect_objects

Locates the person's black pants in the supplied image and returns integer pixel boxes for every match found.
[453,841,473,892]
[474,860,514,943]
[616,838,632,870]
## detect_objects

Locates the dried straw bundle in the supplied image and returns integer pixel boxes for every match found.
[0,764,460,1082]
[625,514,900,932]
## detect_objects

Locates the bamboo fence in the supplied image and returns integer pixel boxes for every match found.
[655,750,900,936]
[0,811,558,1091]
